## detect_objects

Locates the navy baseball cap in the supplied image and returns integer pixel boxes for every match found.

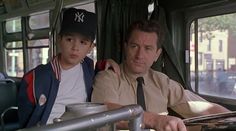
[60,8,97,41]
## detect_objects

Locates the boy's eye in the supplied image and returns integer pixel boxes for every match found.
[80,40,89,45]
[66,37,73,42]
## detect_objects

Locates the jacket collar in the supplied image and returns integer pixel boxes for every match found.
[50,55,61,81]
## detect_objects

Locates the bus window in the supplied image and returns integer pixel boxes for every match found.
[29,12,49,30]
[3,11,50,77]
[27,39,49,71]
[5,41,23,77]
[5,18,21,33]
[190,13,236,99]
[5,41,22,48]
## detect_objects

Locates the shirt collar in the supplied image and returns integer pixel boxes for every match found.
[121,63,148,86]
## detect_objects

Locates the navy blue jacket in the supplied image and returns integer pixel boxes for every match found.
[18,56,94,128]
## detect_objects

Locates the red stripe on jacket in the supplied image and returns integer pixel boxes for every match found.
[25,71,36,105]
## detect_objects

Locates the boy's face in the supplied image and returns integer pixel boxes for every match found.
[58,33,94,69]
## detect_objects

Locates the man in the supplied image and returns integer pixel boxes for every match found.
[91,20,229,131]
[18,8,119,128]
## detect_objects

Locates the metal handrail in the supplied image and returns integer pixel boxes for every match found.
[49,0,63,58]
[19,104,144,131]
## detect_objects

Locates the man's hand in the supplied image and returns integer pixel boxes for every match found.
[104,102,187,131]
[105,59,120,75]
[144,112,187,131]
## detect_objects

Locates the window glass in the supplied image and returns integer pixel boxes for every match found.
[5,49,24,77]
[29,12,49,29]
[219,40,223,52]
[190,13,236,99]
[208,39,211,51]
[5,41,23,48]
[6,18,22,33]
[28,39,49,47]
[27,48,49,71]
[27,39,49,71]
[75,2,95,13]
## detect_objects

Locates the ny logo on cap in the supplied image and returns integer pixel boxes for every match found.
[74,12,85,22]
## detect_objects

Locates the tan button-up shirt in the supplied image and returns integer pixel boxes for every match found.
[92,64,207,118]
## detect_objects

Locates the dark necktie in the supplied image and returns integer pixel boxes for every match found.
[136,77,146,110]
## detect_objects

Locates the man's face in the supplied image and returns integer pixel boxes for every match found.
[58,33,94,69]
[125,29,161,75]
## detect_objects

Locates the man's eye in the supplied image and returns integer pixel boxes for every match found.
[130,44,137,48]
[146,47,153,51]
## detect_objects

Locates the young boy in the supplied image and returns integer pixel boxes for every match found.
[18,8,118,128]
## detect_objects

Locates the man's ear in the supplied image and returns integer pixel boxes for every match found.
[123,42,128,60]
[124,42,128,48]
[155,48,162,62]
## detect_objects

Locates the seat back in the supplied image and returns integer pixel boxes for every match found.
[0,73,5,80]
[0,79,19,131]
[0,79,17,115]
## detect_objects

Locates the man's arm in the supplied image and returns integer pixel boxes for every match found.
[91,70,120,103]
[105,102,187,131]
[205,103,230,114]
[92,68,187,131]
[185,90,230,114]
[172,90,230,118]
